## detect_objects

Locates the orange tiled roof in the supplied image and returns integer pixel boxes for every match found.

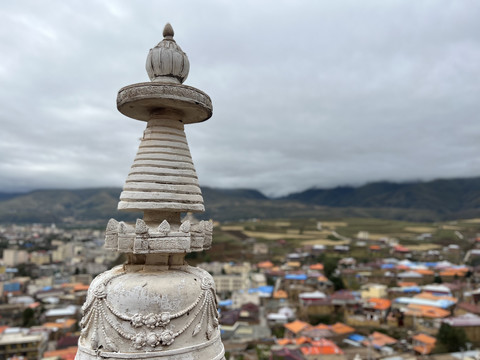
[44,346,78,360]
[398,282,418,287]
[273,290,288,299]
[312,323,330,330]
[284,320,311,334]
[369,245,381,250]
[440,269,467,277]
[310,263,324,270]
[367,298,391,311]
[330,322,355,335]
[0,326,8,334]
[74,284,89,291]
[317,275,328,282]
[276,338,291,346]
[42,319,77,329]
[394,245,410,252]
[413,333,436,345]
[61,282,81,288]
[28,302,41,309]
[295,336,311,345]
[258,261,274,269]
[363,331,397,348]
[413,334,437,355]
[413,269,434,275]
[301,339,343,355]
[406,304,450,318]
[413,345,434,355]
[415,292,457,303]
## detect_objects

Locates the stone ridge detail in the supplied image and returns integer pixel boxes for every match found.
[104,218,213,253]
[117,83,212,109]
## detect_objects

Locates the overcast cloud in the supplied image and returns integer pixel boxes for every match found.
[0,1,479,196]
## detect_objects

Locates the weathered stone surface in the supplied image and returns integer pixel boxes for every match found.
[77,266,224,359]
[77,23,224,360]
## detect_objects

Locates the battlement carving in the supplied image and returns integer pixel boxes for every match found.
[104,218,213,253]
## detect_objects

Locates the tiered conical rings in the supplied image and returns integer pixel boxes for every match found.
[118,118,204,213]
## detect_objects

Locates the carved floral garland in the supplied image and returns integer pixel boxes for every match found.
[79,273,219,352]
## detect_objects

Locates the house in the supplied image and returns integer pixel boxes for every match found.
[329,322,355,340]
[364,298,391,321]
[456,302,480,316]
[412,333,436,354]
[300,338,345,360]
[238,302,260,323]
[39,318,77,341]
[0,327,48,360]
[443,314,480,344]
[270,346,304,360]
[361,284,387,299]
[397,271,425,285]
[44,305,79,322]
[363,331,397,349]
[299,291,327,306]
[284,320,311,338]
[43,346,78,360]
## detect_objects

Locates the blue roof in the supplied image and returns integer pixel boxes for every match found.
[381,264,395,269]
[402,286,421,293]
[257,285,274,293]
[285,274,308,280]
[4,283,21,291]
[248,286,273,295]
[395,297,455,309]
[349,334,365,342]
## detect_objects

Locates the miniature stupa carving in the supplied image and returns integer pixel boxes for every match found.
[75,24,225,360]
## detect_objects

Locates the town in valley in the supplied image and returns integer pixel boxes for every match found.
[1,215,480,360]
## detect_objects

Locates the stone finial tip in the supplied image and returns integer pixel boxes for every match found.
[163,23,174,38]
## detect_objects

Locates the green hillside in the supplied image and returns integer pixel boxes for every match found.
[0,177,479,224]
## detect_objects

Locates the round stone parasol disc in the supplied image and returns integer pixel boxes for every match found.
[117,82,212,123]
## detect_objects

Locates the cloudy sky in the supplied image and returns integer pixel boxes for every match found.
[1,1,479,196]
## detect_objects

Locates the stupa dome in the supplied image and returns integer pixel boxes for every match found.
[146,23,190,84]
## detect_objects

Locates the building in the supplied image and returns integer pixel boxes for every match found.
[0,328,48,360]
[361,284,387,299]
[3,249,29,267]
[213,274,249,294]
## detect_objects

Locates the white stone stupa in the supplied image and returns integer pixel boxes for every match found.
[75,24,225,360]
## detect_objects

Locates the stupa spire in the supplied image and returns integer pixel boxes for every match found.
[163,23,174,38]
[76,24,225,360]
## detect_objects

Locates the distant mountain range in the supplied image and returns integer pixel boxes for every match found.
[1,177,480,224]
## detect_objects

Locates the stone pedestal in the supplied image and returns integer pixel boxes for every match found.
[76,24,225,360]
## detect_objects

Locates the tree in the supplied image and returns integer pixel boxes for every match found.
[22,308,36,327]
[435,323,468,352]
[323,257,339,278]
[330,275,345,291]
